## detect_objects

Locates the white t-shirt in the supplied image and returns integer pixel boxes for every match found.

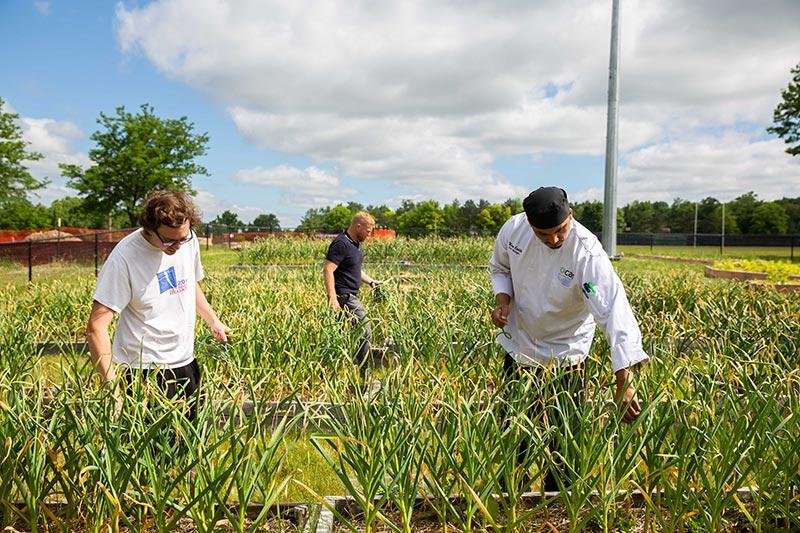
[489,214,649,373]
[93,228,205,368]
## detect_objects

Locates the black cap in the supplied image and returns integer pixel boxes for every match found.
[523,187,570,229]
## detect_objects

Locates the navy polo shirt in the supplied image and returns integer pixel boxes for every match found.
[326,230,363,296]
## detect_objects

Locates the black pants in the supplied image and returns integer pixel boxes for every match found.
[503,352,585,492]
[123,359,202,421]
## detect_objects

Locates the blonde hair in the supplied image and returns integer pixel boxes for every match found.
[351,211,376,226]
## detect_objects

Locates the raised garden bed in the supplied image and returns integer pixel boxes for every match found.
[4,501,313,532]
[312,489,767,533]
[36,340,89,355]
[705,264,800,292]
[745,279,800,293]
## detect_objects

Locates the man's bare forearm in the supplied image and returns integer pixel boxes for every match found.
[86,301,116,383]
[87,327,114,382]
[323,268,338,301]
[615,365,634,387]
[495,293,511,306]
[195,283,220,325]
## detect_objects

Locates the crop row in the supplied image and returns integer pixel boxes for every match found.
[0,256,798,531]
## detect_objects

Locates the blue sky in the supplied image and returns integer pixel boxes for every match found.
[2,0,799,228]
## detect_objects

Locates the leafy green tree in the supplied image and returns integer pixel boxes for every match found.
[727,192,760,234]
[442,200,461,233]
[396,200,444,236]
[503,198,524,215]
[696,197,722,233]
[708,204,739,234]
[0,98,45,202]
[345,201,364,213]
[210,210,244,228]
[477,204,512,234]
[60,104,209,226]
[366,204,395,228]
[749,202,789,234]
[622,201,646,232]
[457,199,482,233]
[767,62,800,156]
[572,201,603,233]
[297,207,328,231]
[0,197,50,229]
[322,204,353,232]
[49,196,109,228]
[667,198,696,233]
[776,197,800,233]
[251,213,281,231]
[651,201,670,232]
[395,199,417,217]
[623,200,669,233]
[616,208,626,234]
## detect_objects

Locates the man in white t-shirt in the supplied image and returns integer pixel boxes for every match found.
[490,186,649,491]
[86,190,229,417]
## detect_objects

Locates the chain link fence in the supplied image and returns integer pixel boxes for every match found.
[0,228,137,282]
[618,233,798,261]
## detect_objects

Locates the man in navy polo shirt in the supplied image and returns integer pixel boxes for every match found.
[323,211,382,367]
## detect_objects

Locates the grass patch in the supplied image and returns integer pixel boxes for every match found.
[620,244,797,261]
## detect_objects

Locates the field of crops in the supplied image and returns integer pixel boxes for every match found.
[1,239,798,532]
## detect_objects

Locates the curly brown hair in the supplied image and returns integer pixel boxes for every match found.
[138,190,202,231]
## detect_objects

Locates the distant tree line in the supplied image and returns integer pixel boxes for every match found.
[295,193,800,237]
[3,188,798,237]
[206,210,281,232]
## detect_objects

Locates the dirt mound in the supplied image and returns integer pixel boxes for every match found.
[24,230,82,242]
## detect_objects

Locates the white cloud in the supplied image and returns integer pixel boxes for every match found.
[193,190,224,219]
[10,110,92,205]
[571,187,603,203]
[1,100,16,114]
[116,0,800,203]
[619,133,800,204]
[35,184,74,205]
[234,164,357,209]
[231,204,265,223]
[193,189,273,225]
[34,1,50,15]
[230,110,530,202]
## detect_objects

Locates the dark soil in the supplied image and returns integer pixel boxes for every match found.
[332,500,766,532]
[3,506,304,532]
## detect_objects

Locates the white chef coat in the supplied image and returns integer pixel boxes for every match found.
[489,214,648,373]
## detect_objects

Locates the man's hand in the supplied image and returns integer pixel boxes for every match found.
[491,301,509,327]
[328,296,342,313]
[369,279,384,288]
[208,319,231,342]
[111,382,124,416]
[97,369,123,415]
[614,368,641,423]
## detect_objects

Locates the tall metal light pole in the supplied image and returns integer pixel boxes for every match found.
[602,0,621,257]
[720,202,726,255]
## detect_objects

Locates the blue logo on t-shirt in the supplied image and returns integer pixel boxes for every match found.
[157,266,178,294]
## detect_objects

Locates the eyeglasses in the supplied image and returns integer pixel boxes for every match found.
[154,228,194,247]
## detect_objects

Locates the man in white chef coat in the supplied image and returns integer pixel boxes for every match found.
[489,186,649,491]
